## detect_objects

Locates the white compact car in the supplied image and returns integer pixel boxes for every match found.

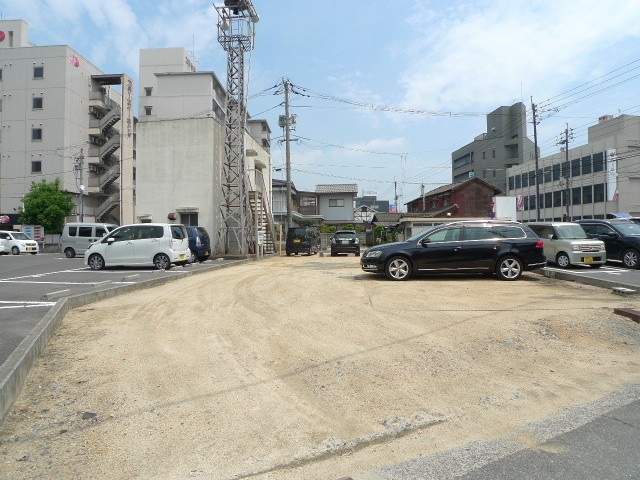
[84,223,191,270]
[0,230,40,255]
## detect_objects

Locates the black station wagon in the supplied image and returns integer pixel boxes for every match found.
[360,220,546,281]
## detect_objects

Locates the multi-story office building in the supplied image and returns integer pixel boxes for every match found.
[135,48,272,252]
[506,114,640,221]
[0,19,135,226]
[452,102,536,192]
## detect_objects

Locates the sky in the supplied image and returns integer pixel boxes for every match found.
[4,0,640,210]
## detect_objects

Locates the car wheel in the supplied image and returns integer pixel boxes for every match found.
[11,246,20,255]
[198,255,210,263]
[64,248,76,258]
[385,256,412,281]
[88,254,105,270]
[621,248,639,269]
[286,251,291,256]
[556,252,571,268]
[154,253,171,270]
[496,255,523,280]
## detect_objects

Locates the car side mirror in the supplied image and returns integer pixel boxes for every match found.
[607,232,618,238]
[106,237,116,244]
[420,238,430,246]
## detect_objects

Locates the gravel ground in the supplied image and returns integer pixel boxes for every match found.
[0,255,639,479]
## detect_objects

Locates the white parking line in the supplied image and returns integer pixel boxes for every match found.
[0,300,56,309]
[0,280,93,285]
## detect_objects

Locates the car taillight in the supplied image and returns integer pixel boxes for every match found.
[196,236,202,247]
[535,240,544,249]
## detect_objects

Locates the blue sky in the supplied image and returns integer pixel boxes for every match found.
[4,0,640,208]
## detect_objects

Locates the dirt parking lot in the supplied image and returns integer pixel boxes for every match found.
[1,255,639,479]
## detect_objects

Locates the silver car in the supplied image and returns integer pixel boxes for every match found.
[528,222,606,268]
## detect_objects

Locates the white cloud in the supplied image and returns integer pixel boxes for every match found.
[400,0,640,111]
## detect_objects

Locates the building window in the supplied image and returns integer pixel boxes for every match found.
[544,166,552,183]
[0,69,3,80]
[593,152,604,172]
[145,87,153,96]
[572,186,582,205]
[482,151,486,159]
[552,164,560,181]
[529,195,536,210]
[521,172,528,187]
[33,97,43,109]
[594,183,605,202]
[515,175,521,189]
[31,161,42,173]
[581,156,592,175]
[553,190,562,207]
[180,213,198,226]
[492,148,495,159]
[301,197,316,207]
[537,168,544,185]
[32,128,43,141]
[528,170,536,186]
[544,192,552,208]
[571,158,581,177]
[508,176,514,191]
[33,66,44,79]
[328,198,344,207]
[145,106,153,115]
[582,185,593,204]
[561,161,570,179]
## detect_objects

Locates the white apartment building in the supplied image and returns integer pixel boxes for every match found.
[0,19,135,226]
[506,114,640,221]
[135,48,272,252]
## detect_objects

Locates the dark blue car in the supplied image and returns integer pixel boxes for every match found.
[186,226,211,262]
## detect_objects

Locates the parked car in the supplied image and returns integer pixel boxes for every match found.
[285,227,318,256]
[0,230,39,255]
[60,222,118,258]
[84,223,190,270]
[360,220,546,281]
[186,226,211,262]
[527,222,606,269]
[0,236,7,254]
[331,230,360,256]
[576,219,640,269]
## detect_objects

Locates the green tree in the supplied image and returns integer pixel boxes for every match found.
[19,179,74,234]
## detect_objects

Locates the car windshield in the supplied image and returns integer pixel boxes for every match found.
[407,226,440,242]
[614,222,640,236]
[335,232,355,238]
[555,224,587,239]
[12,232,32,240]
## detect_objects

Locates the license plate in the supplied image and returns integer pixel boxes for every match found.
[584,257,593,263]
[27,247,35,251]
[180,254,185,259]
[294,239,300,243]
[205,250,209,256]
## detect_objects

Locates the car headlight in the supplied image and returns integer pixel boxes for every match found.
[572,245,581,252]
[365,250,383,258]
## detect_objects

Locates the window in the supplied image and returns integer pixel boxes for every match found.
[482,151,486,159]
[492,148,495,159]
[571,158,581,177]
[145,106,153,115]
[545,192,552,208]
[523,196,529,210]
[32,128,43,141]
[528,170,536,186]
[508,176,514,190]
[581,156,592,175]
[33,97,43,109]
[181,213,198,226]
[453,153,472,169]
[515,175,521,189]
[492,225,525,239]
[79,226,93,237]
[582,185,593,204]
[561,161,570,179]
[552,164,560,181]
[68,226,77,236]
[593,183,605,202]
[31,161,42,173]
[111,226,137,241]
[424,227,463,243]
[33,66,44,78]
[544,166,552,183]
[593,152,604,172]
[0,68,2,80]
[145,87,153,96]
[553,190,562,207]
[537,169,544,185]
[301,197,316,207]
[95,227,108,237]
[572,186,582,205]
[170,225,186,239]
[329,198,344,207]
[529,195,536,210]
[521,172,528,187]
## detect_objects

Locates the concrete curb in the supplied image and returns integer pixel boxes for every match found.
[540,267,639,294]
[0,258,251,424]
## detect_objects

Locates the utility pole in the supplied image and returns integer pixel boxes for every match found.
[215,0,259,256]
[394,181,398,213]
[531,98,541,221]
[74,148,85,222]
[421,183,425,212]
[284,77,293,229]
[558,124,574,221]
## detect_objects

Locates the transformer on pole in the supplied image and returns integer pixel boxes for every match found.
[214,0,259,255]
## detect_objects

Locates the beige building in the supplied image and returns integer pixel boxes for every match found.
[507,114,640,221]
[135,48,272,252]
[0,19,135,226]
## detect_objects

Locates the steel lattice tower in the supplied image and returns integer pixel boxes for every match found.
[215,1,259,255]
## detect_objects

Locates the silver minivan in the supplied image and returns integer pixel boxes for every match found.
[84,223,191,270]
[528,222,606,268]
[60,222,118,258]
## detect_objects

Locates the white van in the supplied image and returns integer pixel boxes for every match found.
[60,222,118,258]
[84,223,190,270]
